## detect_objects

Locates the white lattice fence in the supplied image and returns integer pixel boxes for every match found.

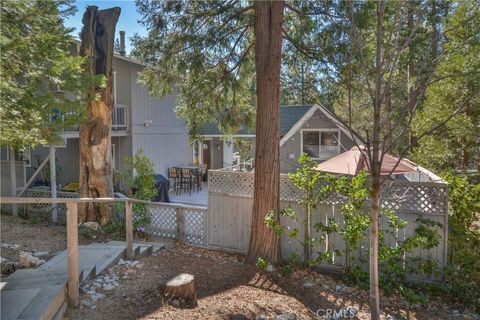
[209,170,448,214]
[208,170,449,272]
[26,188,78,222]
[145,203,208,246]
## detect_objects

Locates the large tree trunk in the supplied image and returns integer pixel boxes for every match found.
[78,6,120,225]
[245,1,284,264]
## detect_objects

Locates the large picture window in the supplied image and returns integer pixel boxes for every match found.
[301,130,340,160]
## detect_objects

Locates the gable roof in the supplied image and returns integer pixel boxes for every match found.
[279,104,364,146]
[199,105,312,137]
[199,104,363,144]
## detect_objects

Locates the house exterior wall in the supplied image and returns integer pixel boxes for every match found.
[211,137,224,169]
[28,139,80,186]
[130,63,192,176]
[280,109,356,173]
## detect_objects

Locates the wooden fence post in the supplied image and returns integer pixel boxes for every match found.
[125,200,133,260]
[66,202,79,306]
[176,207,186,243]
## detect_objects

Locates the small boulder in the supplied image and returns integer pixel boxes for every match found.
[33,251,49,257]
[302,282,313,288]
[82,221,100,230]
[19,252,40,268]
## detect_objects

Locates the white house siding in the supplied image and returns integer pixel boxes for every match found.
[130,64,192,176]
[280,109,356,173]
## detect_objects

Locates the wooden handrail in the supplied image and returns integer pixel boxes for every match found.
[0,197,207,210]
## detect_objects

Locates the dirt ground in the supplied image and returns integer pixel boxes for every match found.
[0,214,475,320]
[65,244,469,320]
[0,214,92,266]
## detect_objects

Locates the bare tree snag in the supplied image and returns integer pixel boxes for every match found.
[163,273,197,308]
[78,6,120,225]
[245,1,284,264]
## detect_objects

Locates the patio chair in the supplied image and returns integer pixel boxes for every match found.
[168,167,180,194]
[179,168,194,196]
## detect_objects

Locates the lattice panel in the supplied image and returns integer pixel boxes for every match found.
[381,182,448,214]
[184,209,206,246]
[209,171,448,215]
[147,205,177,238]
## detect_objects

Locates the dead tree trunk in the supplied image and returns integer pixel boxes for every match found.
[163,273,197,308]
[245,1,284,264]
[78,6,120,225]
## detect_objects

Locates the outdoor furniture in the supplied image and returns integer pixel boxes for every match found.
[152,174,170,202]
[168,167,180,194]
[178,167,195,195]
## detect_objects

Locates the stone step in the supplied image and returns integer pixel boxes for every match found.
[0,240,165,320]
[1,284,65,320]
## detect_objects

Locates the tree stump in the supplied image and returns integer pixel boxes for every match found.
[163,273,197,308]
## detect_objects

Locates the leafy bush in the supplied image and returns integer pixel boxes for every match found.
[442,174,480,311]
[115,149,158,230]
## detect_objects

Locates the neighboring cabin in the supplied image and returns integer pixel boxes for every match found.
[200,104,361,173]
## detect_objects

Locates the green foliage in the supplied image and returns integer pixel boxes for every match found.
[120,149,158,229]
[441,174,480,311]
[412,2,480,172]
[255,257,268,270]
[0,0,87,148]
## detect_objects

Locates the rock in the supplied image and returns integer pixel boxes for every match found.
[172,299,180,307]
[302,282,313,288]
[118,259,127,266]
[451,310,461,317]
[334,285,344,291]
[87,290,96,295]
[1,243,11,248]
[12,244,20,250]
[130,260,140,267]
[82,221,100,230]
[0,257,5,264]
[33,251,49,257]
[81,299,94,308]
[275,313,297,320]
[103,284,116,291]
[19,252,41,268]
[92,281,102,288]
[256,315,268,320]
[80,286,89,294]
[266,264,275,272]
[36,259,45,266]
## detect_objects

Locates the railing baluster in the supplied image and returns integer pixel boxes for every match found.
[66,202,79,306]
[125,200,133,260]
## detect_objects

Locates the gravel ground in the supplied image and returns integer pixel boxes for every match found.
[65,243,475,320]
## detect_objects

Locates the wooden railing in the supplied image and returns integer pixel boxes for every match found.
[0,197,208,307]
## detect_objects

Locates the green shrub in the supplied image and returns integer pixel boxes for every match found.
[115,149,158,231]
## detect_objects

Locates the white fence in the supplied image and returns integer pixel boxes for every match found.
[207,170,449,274]
[24,188,208,247]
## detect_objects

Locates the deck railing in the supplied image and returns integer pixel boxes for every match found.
[0,196,207,307]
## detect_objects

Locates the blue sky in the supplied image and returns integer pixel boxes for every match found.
[64,0,146,54]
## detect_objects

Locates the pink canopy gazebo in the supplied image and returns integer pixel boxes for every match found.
[316,145,418,176]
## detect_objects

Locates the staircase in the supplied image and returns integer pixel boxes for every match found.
[0,241,166,320]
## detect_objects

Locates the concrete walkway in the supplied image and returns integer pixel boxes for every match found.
[0,241,166,320]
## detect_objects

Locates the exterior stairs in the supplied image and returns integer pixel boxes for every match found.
[0,241,165,320]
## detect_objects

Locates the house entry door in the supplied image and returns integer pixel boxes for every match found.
[202,140,212,171]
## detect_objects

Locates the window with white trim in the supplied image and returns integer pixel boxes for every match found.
[301,129,340,160]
